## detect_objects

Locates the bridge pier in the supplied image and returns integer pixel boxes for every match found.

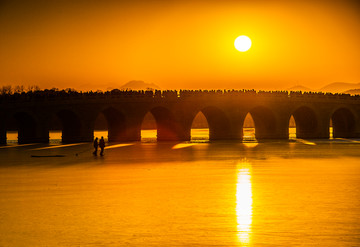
[17,124,49,144]
[13,112,49,144]
[209,121,242,141]
[61,128,93,143]
[254,129,289,140]
[256,117,289,140]
[146,106,191,142]
[202,106,242,141]
[17,129,49,144]
[317,116,331,139]
[296,111,329,139]
[0,124,6,145]
[246,107,289,140]
[118,115,142,142]
[79,124,95,143]
[296,122,330,139]
[60,112,94,143]
[156,118,190,142]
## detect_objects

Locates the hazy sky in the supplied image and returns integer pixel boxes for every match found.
[0,0,359,90]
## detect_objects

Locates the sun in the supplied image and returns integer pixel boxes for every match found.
[234,35,252,52]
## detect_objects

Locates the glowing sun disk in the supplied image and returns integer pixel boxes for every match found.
[235,35,252,52]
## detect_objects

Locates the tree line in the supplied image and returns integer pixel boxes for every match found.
[1,85,358,99]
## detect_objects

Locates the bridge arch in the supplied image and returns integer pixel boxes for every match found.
[331,107,356,138]
[190,111,209,141]
[291,106,318,139]
[55,109,82,143]
[142,106,179,141]
[191,106,231,140]
[242,113,255,140]
[248,106,277,140]
[288,115,296,139]
[96,107,127,142]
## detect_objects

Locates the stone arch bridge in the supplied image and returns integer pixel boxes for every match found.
[1,90,360,144]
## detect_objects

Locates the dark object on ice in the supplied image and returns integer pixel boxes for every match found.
[31,155,65,158]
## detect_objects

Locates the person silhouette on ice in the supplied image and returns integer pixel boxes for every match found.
[93,137,98,156]
[99,136,105,156]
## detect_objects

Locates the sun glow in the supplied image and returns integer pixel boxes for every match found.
[234,35,252,52]
[236,161,253,244]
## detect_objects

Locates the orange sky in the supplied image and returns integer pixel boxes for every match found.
[0,0,359,91]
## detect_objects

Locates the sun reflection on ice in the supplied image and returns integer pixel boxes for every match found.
[236,161,253,245]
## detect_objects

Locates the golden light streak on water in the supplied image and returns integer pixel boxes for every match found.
[105,143,134,149]
[172,143,196,149]
[31,143,86,150]
[335,138,360,143]
[0,143,37,149]
[243,142,258,148]
[236,161,253,245]
[297,139,316,145]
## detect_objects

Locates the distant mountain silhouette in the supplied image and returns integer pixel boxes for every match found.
[342,89,360,95]
[287,85,312,92]
[318,82,360,93]
[287,82,360,93]
[120,80,161,90]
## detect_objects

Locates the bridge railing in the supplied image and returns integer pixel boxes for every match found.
[1,89,360,103]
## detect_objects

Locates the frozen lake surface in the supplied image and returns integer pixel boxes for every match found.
[0,130,359,246]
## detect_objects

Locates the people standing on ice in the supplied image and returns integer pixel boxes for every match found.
[99,136,105,156]
[93,137,98,156]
